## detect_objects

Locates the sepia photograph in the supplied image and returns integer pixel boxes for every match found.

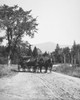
[0,0,80,100]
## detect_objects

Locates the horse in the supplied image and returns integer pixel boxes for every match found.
[38,57,53,73]
[38,58,44,73]
[44,58,53,73]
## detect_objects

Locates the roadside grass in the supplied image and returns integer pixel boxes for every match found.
[1,63,80,78]
[52,63,80,78]
[0,64,18,78]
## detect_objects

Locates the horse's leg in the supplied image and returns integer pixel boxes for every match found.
[49,64,52,72]
[40,65,42,73]
[33,66,36,72]
[18,64,20,71]
[45,65,47,73]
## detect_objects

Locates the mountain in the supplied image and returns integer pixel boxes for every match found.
[32,42,71,53]
[32,42,56,53]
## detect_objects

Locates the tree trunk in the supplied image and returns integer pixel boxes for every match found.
[78,52,80,65]
[7,52,11,67]
[71,56,74,64]
[74,57,76,65]
[63,54,66,63]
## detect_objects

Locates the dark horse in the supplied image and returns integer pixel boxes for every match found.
[38,57,53,73]
[44,58,53,73]
[38,58,44,73]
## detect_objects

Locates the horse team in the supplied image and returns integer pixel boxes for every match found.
[18,57,53,73]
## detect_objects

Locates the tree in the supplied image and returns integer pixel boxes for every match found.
[71,43,80,66]
[16,41,29,56]
[54,44,62,63]
[62,47,70,63]
[32,46,38,57]
[71,41,77,64]
[27,45,33,56]
[0,4,38,66]
[43,51,49,57]
[76,44,80,65]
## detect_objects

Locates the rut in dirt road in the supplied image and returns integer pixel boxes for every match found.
[0,72,80,100]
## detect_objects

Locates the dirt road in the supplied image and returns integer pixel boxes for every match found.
[0,72,80,100]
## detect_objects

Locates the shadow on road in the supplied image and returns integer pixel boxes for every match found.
[11,69,51,74]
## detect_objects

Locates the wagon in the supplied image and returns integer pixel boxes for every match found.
[18,56,53,73]
[18,56,31,71]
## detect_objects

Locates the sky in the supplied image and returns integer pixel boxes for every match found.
[0,0,80,45]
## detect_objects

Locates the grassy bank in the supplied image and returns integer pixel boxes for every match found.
[0,64,18,78]
[52,64,80,78]
[0,63,80,78]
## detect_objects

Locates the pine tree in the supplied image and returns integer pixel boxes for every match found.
[33,46,38,57]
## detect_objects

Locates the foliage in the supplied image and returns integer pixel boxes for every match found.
[27,45,33,56]
[53,44,63,63]
[62,47,70,63]
[71,41,80,65]
[51,41,80,66]
[32,46,38,57]
[0,4,38,65]
[43,51,49,57]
